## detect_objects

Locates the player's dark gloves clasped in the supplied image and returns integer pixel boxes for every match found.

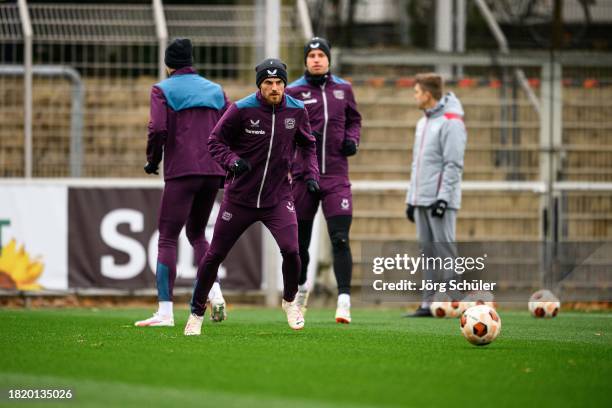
[306,179,320,194]
[430,199,448,218]
[341,139,357,156]
[406,204,415,223]
[229,158,251,176]
[144,162,159,175]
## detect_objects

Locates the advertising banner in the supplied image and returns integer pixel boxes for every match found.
[0,185,68,290]
[67,187,262,291]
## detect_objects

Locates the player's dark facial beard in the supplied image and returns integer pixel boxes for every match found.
[264,91,282,105]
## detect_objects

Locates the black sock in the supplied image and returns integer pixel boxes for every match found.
[297,219,314,286]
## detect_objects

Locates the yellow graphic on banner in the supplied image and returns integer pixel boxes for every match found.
[0,239,44,290]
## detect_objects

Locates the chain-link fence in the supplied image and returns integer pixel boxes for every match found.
[0,1,305,178]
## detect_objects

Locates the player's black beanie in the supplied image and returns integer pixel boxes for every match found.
[165,38,193,70]
[255,58,288,87]
[304,37,331,65]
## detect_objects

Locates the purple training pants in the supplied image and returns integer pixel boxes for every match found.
[156,175,223,301]
[190,196,300,316]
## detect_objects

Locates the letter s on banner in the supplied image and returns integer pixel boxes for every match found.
[100,209,146,279]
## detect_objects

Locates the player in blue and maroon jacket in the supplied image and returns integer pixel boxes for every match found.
[185,58,320,335]
[285,37,362,323]
[135,38,230,328]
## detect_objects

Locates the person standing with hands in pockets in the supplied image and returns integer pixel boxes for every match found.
[405,73,467,317]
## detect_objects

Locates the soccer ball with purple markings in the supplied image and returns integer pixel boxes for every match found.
[460,305,501,346]
[528,289,560,318]
[430,300,463,318]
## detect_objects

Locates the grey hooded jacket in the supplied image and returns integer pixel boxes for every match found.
[406,92,467,209]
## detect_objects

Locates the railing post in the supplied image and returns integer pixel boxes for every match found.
[435,0,452,77]
[153,0,168,81]
[17,0,32,178]
[540,58,563,287]
[297,0,313,40]
[265,0,280,59]
[540,60,563,241]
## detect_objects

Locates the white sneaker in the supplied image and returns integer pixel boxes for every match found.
[282,299,305,330]
[335,300,351,324]
[295,290,309,316]
[209,296,227,323]
[134,312,174,327]
[184,313,204,336]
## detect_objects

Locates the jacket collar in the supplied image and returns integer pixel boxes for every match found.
[425,97,446,118]
[304,70,330,86]
[170,66,197,77]
[256,90,286,111]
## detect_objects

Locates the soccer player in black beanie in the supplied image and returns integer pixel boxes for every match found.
[164,38,193,71]
[286,37,362,324]
[185,57,319,335]
[255,58,288,88]
[136,37,231,327]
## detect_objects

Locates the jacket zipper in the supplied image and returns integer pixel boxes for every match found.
[412,118,429,204]
[257,104,275,208]
[320,83,328,174]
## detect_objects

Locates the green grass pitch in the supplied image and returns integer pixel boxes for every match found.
[0,307,610,407]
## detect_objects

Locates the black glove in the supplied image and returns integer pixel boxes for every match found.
[430,200,448,218]
[229,158,251,177]
[406,204,415,223]
[144,162,159,175]
[341,139,357,156]
[305,179,320,194]
[312,130,322,141]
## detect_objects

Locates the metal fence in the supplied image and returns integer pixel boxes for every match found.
[0,1,610,300]
[335,50,612,296]
[0,1,307,178]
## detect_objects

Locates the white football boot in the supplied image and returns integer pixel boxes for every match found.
[282,299,305,330]
[184,313,204,336]
[335,295,351,324]
[209,295,227,323]
[295,289,310,316]
[207,282,227,323]
[134,312,174,327]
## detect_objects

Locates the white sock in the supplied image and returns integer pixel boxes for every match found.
[338,293,350,307]
[210,282,222,300]
[298,284,308,292]
[158,301,173,317]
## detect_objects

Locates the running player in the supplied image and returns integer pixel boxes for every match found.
[285,37,362,323]
[136,38,229,327]
[184,58,319,335]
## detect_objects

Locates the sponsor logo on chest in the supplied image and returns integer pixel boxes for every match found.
[245,118,265,135]
[333,89,345,100]
[221,211,233,221]
[301,91,318,104]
